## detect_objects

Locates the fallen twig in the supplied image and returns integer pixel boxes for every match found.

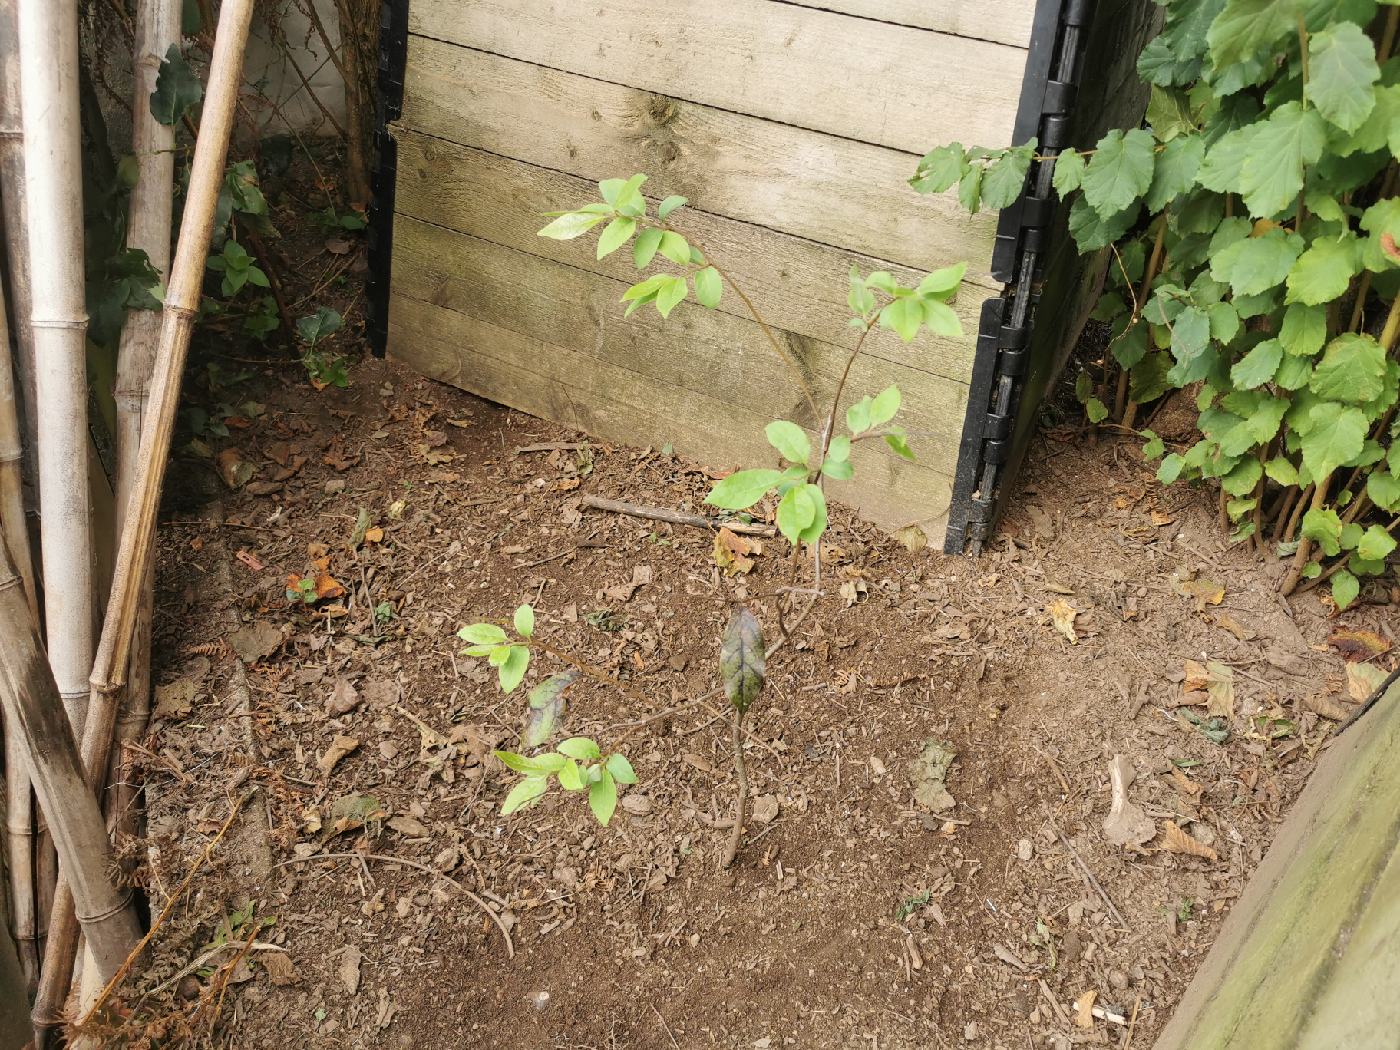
[514,441,590,455]
[1046,809,1129,929]
[276,851,514,957]
[581,494,775,536]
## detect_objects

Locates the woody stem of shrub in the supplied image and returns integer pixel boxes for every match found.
[720,708,747,870]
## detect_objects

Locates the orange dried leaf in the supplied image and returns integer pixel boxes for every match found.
[1047,599,1078,644]
[1158,820,1218,862]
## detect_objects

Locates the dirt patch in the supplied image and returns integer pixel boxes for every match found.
[92,345,1398,1050]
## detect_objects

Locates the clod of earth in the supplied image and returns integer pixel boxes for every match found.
[1102,754,1155,848]
[908,739,957,813]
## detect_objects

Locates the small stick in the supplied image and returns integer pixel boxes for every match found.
[1047,812,1128,929]
[514,441,590,455]
[720,708,749,869]
[582,494,775,536]
[276,851,514,957]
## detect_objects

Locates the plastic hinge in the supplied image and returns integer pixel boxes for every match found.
[1020,194,1055,228]
[1041,114,1071,149]
[983,439,1010,464]
[1044,80,1077,114]
[999,322,1029,349]
[1064,0,1095,26]
[997,346,1030,377]
[985,412,1013,441]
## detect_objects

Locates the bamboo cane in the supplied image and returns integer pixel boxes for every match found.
[0,0,38,467]
[18,0,93,735]
[0,543,139,989]
[0,270,38,986]
[33,0,258,1036]
[109,0,181,861]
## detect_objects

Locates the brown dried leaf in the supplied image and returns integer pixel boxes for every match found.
[326,677,361,716]
[1157,820,1219,862]
[713,527,755,575]
[1074,990,1097,1029]
[1211,613,1255,641]
[1305,693,1355,721]
[1174,574,1225,611]
[1102,755,1155,847]
[215,447,255,490]
[1346,661,1389,702]
[1329,628,1391,662]
[1047,599,1078,644]
[339,946,362,994]
[318,734,360,776]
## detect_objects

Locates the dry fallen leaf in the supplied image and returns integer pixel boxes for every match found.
[1304,693,1354,721]
[1346,661,1389,702]
[215,447,255,490]
[1047,599,1078,644]
[893,524,927,552]
[1074,990,1097,1028]
[1169,768,1202,799]
[1174,574,1225,611]
[318,734,360,776]
[1328,628,1391,662]
[1181,660,1234,718]
[604,565,652,602]
[1150,509,1175,527]
[326,677,361,716]
[1158,820,1219,862]
[713,527,755,575]
[1211,613,1255,641]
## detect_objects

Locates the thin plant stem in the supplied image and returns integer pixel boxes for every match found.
[1282,477,1330,595]
[720,709,747,869]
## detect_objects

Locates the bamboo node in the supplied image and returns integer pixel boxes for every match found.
[76,890,136,925]
[29,317,89,330]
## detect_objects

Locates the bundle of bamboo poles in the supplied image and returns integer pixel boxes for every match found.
[0,0,257,1043]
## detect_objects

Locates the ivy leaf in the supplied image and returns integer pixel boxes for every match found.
[150,44,202,126]
[1080,128,1156,215]
[910,143,968,194]
[1229,338,1282,389]
[1308,334,1387,403]
[1307,21,1379,134]
[1299,401,1368,481]
[1209,228,1302,297]
[1239,103,1326,217]
[765,420,811,465]
[1285,235,1359,305]
[1207,0,1299,71]
[1145,135,1204,212]
[1280,303,1327,355]
[1052,148,1085,196]
[706,468,783,510]
[720,607,766,715]
[1331,570,1360,611]
[980,143,1035,209]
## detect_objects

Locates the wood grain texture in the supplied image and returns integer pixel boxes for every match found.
[772,0,1035,46]
[407,0,1026,153]
[391,130,984,384]
[399,39,998,274]
[388,224,963,537]
[1151,676,1400,1050]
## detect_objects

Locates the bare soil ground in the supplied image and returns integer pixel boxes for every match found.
[94,345,1398,1050]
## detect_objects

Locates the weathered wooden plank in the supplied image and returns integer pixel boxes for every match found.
[388,291,957,539]
[1152,675,1400,1050]
[407,0,1026,153]
[391,214,969,462]
[399,39,998,274]
[390,130,984,384]
[774,0,1034,47]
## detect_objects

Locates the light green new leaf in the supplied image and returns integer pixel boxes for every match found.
[1080,128,1156,215]
[706,468,783,510]
[557,759,585,791]
[846,396,873,435]
[870,385,902,427]
[596,217,636,259]
[1157,453,1186,484]
[1230,338,1282,389]
[658,231,691,266]
[633,228,663,268]
[1357,524,1397,562]
[880,296,923,342]
[1222,456,1262,497]
[494,750,561,776]
[655,275,687,318]
[501,776,549,816]
[588,769,618,825]
[1207,301,1240,345]
[1307,21,1379,133]
[827,434,851,462]
[1285,235,1359,305]
[513,604,535,638]
[1207,0,1299,69]
[1265,457,1299,486]
[605,753,638,785]
[1051,148,1086,196]
[957,165,983,214]
[1085,397,1110,424]
[1209,229,1302,297]
[1239,103,1326,217]
[1302,507,1343,555]
[1309,334,1387,403]
[459,622,507,646]
[538,211,608,240]
[776,485,817,543]
[796,484,828,543]
[821,457,855,480]
[1141,429,1166,459]
[1299,401,1368,481]
[558,737,602,761]
[694,266,722,308]
[920,299,963,338]
[613,173,648,215]
[658,195,687,219]
[917,262,966,300]
[765,420,811,465]
[1331,570,1360,611]
[498,645,530,693]
[1145,135,1205,212]
[885,432,916,460]
[1280,303,1327,355]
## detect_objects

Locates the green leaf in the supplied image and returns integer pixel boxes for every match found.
[776,485,817,543]
[1276,355,1313,390]
[706,468,782,510]
[1147,85,1196,141]
[720,607,766,715]
[459,622,508,646]
[1171,306,1212,362]
[1222,456,1262,497]
[1303,507,1344,556]
[658,195,687,219]
[655,275,687,318]
[501,776,549,816]
[523,672,574,748]
[558,737,602,762]
[846,396,873,435]
[879,296,923,342]
[1158,453,1186,484]
[1309,334,1387,403]
[869,385,901,427]
[910,144,968,194]
[694,266,722,308]
[1051,148,1086,196]
[658,232,691,266]
[605,753,638,785]
[588,769,618,825]
[1307,21,1379,133]
[1145,135,1205,212]
[498,645,530,693]
[821,456,855,480]
[1280,303,1327,355]
[1085,397,1110,424]
[1357,524,1397,562]
[1207,0,1299,70]
[513,604,535,638]
[884,432,916,460]
[1331,569,1360,610]
[1230,338,1282,389]
[1286,235,1359,306]
[1207,301,1240,345]
[1299,401,1368,481]
[539,211,608,240]
[1239,103,1327,217]
[1141,429,1166,459]
[494,750,555,775]
[827,435,851,462]
[613,173,648,215]
[920,299,962,338]
[1368,470,1400,511]
[1067,196,1139,251]
[1265,457,1299,486]
[150,45,202,125]
[1080,129,1156,215]
[1198,123,1262,194]
[1209,229,1303,297]
[980,144,1035,209]
[796,484,828,543]
[957,165,983,214]
[596,217,636,259]
[917,262,966,300]
[633,228,663,268]
[765,420,811,465]
[557,759,585,791]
